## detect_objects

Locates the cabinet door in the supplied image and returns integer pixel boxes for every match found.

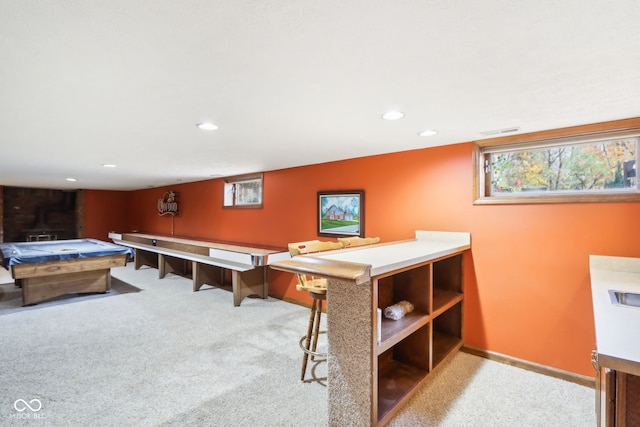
[617,371,640,426]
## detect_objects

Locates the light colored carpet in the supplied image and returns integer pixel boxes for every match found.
[0,272,141,315]
[0,263,595,426]
[387,352,595,427]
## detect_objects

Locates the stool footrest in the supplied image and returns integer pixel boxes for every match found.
[299,333,327,360]
[295,284,327,294]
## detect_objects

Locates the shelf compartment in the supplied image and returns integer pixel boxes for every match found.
[432,332,462,369]
[377,323,430,424]
[433,254,462,294]
[377,360,428,424]
[432,289,463,318]
[378,311,430,354]
[432,301,463,369]
[378,265,431,314]
[376,264,431,355]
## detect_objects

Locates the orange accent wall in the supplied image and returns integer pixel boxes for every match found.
[83,190,129,241]
[85,142,640,377]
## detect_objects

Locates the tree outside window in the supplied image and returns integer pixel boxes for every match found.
[474,118,640,204]
[490,138,636,194]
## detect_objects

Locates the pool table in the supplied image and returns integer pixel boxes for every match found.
[0,239,134,306]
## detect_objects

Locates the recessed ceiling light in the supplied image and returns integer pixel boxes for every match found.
[66,177,77,182]
[418,129,438,137]
[102,164,117,168]
[197,122,219,131]
[382,111,404,121]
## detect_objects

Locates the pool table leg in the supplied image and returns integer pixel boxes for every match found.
[21,269,111,306]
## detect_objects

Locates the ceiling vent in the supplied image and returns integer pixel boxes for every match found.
[479,127,520,137]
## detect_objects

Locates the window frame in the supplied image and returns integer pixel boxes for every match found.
[222,173,263,209]
[473,118,640,205]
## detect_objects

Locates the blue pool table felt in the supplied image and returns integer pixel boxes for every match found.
[0,239,134,269]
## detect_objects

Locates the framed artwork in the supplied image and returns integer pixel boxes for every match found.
[317,190,364,237]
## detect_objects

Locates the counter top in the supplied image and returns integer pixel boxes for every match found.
[590,255,640,372]
[317,231,470,278]
[270,230,470,283]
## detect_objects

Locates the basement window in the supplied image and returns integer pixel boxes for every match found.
[223,173,263,208]
[474,120,640,204]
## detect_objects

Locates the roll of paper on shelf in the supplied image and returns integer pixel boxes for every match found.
[383,300,414,320]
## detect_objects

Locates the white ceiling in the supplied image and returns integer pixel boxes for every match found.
[2,0,640,191]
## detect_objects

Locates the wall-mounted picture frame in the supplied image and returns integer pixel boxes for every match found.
[317,190,364,237]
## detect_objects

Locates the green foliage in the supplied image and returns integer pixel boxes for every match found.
[321,219,359,230]
[606,161,625,188]
[490,138,637,194]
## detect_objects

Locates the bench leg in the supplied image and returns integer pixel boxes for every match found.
[193,263,224,291]
[134,249,158,270]
[159,254,188,279]
[232,267,267,306]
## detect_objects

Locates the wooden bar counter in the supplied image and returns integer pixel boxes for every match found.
[271,230,471,426]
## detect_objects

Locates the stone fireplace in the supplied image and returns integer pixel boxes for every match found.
[1,186,81,243]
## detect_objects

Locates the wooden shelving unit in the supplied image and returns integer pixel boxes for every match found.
[269,230,470,427]
[374,254,463,426]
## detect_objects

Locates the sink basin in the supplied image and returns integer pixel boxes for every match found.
[609,290,640,308]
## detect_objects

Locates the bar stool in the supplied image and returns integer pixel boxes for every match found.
[288,240,343,381]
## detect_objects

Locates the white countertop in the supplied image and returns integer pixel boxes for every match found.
[314,230,470,277]
[590,255,640,364]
